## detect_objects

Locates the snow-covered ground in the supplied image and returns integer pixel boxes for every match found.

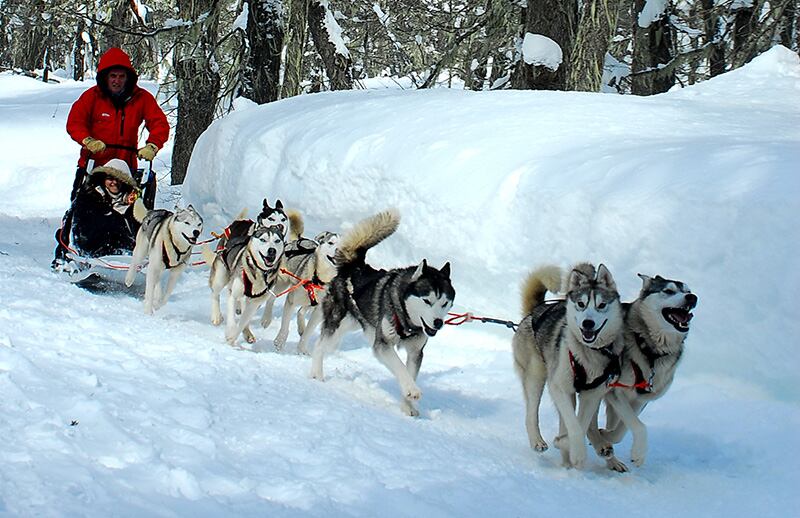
[0,46,798,517]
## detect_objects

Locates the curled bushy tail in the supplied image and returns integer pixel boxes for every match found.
[286,209,304,241]
[132,198,148,223]
[521,265,563,316]
[200,245,217,268]
[335,209,400,266]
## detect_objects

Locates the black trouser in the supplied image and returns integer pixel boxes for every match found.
[52,167,87,264]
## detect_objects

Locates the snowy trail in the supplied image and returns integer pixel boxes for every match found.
[1,215,796,517]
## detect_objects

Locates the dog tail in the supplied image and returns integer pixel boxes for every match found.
[336,209,400,266]
[200,244,217,268]
[287,209,304,241]
[520,265,563,316]
[132,198,148,223]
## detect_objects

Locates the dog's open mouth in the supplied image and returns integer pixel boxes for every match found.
[183,232,198,245]
[421,319,438,337]
[663,307,693,332]
[580,319,607,345]
[326,254,337,265]
[260,252,277,268]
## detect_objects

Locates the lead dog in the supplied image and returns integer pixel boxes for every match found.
[512,263,624,468]
[587,274,697,471]
[125,204,203,314]
[309,209,455,416]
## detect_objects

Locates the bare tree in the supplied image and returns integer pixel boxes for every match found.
[511,0,577,90]
[631,0,675,95]
[307,0,353,90]
[282,0,310,98]
[242,0,284,103]
[568,0,623,91]
[171,0,222,185]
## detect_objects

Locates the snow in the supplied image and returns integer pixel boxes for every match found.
[521,33,563,71]
[1,45,799,516]
[638,0,668,28]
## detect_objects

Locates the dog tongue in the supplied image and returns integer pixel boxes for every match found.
[581,329,595,341]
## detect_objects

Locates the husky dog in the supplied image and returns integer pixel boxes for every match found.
[588,274,697,472]
[202,225,285,346]
[309,209,455,416]
[216,199,289,251]
[125,204,203,314]
[512,263,624,468]
[270,217,339,353]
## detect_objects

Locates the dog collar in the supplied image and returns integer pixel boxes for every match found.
[633,332,676,367]
[162,240,190,270]
[392,313,419,339]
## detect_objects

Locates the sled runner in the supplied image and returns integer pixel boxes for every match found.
[58,253,146,295]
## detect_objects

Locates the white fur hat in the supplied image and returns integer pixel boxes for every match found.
[91,158,137,188]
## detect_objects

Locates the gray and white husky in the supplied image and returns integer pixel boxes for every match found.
[588,274,697,472]
[125,204,203,314]
[309,209,455,417]
[202,225,285,346]
[512,263,624,468]
[264,209,339,353]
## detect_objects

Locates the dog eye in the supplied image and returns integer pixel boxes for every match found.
[597,302,607,309]
[423,299,433,306]
[664,289,676,295]
[577,301,586,309]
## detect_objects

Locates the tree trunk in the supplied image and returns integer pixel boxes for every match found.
[732,5,756,67]
[99,0,133,52]
[72,17,86,81]
[567,0,622,92]
[242,0,285,104]
[701,0,725,77]
[780,0,796,48]
[631,0,675,95]
[511,0,577,91]
[307,0,353,90]
[282,0,310,98]
[171,0,221,185]
[11,1,48,72]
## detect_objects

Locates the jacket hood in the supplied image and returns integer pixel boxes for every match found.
[91,158,138,189]
[96,48,138,100]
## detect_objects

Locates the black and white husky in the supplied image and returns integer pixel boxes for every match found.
[202,225,285,346]
[588,274,697,472]
[512,263,624,468]
[309,209,455,417]
[125,205,203,314]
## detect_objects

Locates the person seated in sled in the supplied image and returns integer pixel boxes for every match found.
[68,159,146,258]
[52,46,168,269]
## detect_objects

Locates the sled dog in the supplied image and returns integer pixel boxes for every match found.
[266,210,339,353]
[202,225,285,346]
[512,263,624,468]
[216,198,289,251]
[125,204,203,314]
[588,274,697,472]
[309,209,455,416]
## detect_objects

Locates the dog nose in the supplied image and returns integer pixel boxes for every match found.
[582,319,595,330]
[193,229,200,238]
[267,249,277,260]
[433,318,443,329]
[685,293,697,307]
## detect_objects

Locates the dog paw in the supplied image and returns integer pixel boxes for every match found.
[273,332,288,350]
[401,401,420,417]
[607,456,629,473]
[297,344,310,356]
[309,368,324,380]
[531,439,548,452]
[243,329,257,344]
[598,445,614,458]
[569,443,587,469]
[144,304,154,316]
[211,315,223,326]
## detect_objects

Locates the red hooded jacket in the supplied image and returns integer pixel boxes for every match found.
[67,48,169,171]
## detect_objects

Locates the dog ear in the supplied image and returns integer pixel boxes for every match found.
[262,198,269,210]
[440,261,451,278]
[275,199,283,210]
[596,263,617,291]
[411,260,426,281]
[637,273,653,289]
[567,268,588,292]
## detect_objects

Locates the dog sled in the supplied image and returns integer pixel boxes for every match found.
[53,148,157,294]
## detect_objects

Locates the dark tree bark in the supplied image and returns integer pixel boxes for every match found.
[242,0,284,103]
[99,0,134,52]
[631,0,675,95]
[73,17,86,81]
[171,0,221,185]
[511,0,577,91]
[307,0,353,90]
[9,1,48,71]
[567,0,623,91]
[732,4,756,67]
[701,0,725,77]
[281,0,310,98]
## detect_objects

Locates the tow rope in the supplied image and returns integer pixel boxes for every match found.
[276,268,325,305]
[445,312,518,332]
